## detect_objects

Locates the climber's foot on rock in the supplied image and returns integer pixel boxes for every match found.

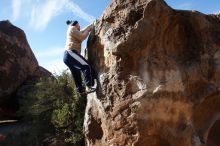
[85,86,96,94]
[85,79,97,94]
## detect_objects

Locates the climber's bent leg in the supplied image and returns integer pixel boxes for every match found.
[69,67,84,93]
[65,50,94,87]
[63,50,84,93]
[75,52,97,81]
[80,65,94,87]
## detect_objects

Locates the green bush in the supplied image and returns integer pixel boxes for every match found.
[2,70,87,146]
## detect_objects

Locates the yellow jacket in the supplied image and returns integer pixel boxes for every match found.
[65,24,92,53]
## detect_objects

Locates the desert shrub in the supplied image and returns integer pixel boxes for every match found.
[2,70,87,146]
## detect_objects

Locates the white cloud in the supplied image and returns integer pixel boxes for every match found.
[65,1,95,23]
[11,0,95,31]
[176,2,192,10]
[30,0,67,31]
[35,47,68,74]
[41,59,68,74]
[35,47,64,58]
[12,0,22,21]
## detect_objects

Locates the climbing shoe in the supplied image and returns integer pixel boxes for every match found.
[85,86,96,94]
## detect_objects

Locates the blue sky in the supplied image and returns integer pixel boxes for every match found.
[0,0,219,73]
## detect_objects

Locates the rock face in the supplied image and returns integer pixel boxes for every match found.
[0,20,50,108]
[85,0,220,146]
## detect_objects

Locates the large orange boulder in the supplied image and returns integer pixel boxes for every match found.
[85,0,220,146]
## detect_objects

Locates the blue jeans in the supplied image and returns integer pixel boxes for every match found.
[63,50,95,93]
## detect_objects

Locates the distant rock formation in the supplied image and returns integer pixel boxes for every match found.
[0,20,50,116]
[85,0,220,146]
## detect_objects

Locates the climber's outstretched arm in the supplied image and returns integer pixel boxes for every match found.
[81,24,93,33]
[71,24,92,41]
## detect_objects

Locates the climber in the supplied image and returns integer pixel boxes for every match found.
[63,20,96,94]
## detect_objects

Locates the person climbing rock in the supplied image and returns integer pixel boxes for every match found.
[63,20,96,94]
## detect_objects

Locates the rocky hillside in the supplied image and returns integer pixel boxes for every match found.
[85,0,220,146]
[0,20,50,117]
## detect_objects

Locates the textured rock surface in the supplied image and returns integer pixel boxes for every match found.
[85,0,220,146]
[0,20,50,106]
